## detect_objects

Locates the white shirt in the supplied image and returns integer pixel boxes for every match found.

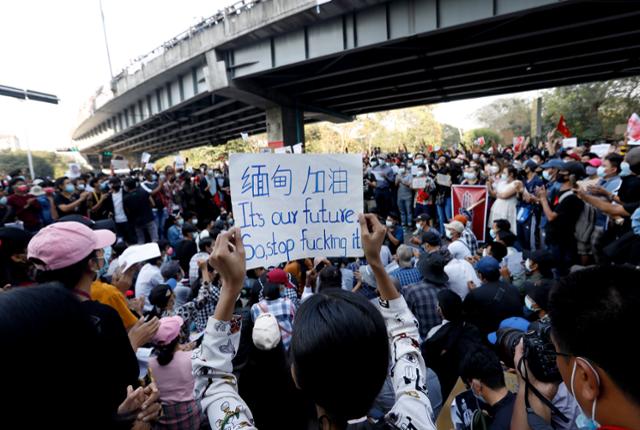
[135,263,164,311]
[444,258,481,299]
[503,247,524,279]
[447,239,471,260]
[380,245,392,267]
[188,251,210,285]
[112,190,127,223]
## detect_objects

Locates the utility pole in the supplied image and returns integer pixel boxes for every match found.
[99,0,114,79]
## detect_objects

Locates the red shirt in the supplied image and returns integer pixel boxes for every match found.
[7,193,41,230]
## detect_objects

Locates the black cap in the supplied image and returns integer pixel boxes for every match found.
[421,230,441,246]
[0,227,32,256]
[57,214,117,234]
[415,214,430,223]
[524,279,554,311]
[416,252,449,285]
[149,284,173,309]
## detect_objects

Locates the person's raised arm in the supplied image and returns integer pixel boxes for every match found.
[193,228,256,429]
[359,214,398,300]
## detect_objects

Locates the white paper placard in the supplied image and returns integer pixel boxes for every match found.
[562,137,577,148]
[67,163,81,179]
[174,155,185,169]
[293,143,303,154]
[590,144,611,158]
[628,113,640,145]
[111,159,129,170]
[141,152,151,163]
[230,153,364,269]
[411,177,427,189]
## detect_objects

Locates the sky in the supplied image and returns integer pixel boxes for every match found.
[1,0,538,151]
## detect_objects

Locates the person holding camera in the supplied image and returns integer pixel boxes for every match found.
[511,265,640,430]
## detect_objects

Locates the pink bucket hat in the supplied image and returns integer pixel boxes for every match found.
[27,221,115,270]
[153,316,184,345]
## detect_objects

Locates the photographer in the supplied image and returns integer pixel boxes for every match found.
[511,265,640,430]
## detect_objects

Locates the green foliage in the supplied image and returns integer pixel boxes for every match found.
[0,150,68,178]
[154,138,259,169]
[462,128,502,148]
[475,97,532,136]
[305,106,443,153]
[541,77,640,140]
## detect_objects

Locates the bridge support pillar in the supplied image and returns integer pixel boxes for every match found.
[266,105,304,149]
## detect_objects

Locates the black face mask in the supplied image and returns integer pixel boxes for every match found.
[556,173,569,183]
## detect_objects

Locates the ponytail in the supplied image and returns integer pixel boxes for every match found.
[156,337,179,366]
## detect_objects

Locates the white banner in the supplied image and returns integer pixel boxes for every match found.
[562,137,577,148]
[230,153,364,269]
[141,152,151,163]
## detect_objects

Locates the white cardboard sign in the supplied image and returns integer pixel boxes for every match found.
[562,137,577,148]
[230,153,364,269]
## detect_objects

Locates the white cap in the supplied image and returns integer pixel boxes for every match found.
[118,243,161,272]
[252,313,281,350]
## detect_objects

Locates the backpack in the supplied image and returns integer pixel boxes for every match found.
[558,191,597,243]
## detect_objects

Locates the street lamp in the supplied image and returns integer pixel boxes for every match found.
[0,84,59,180]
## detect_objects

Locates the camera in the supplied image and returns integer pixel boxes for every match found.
[495,320,562,383]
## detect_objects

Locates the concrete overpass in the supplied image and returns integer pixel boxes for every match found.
[72,0,640,162]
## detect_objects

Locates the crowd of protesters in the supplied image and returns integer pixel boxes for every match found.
[1,130,640,430]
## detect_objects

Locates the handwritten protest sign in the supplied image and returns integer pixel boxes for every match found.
[141,152,151,163]
[412,176,427,190]
[230,153,364,269]
[628,113,640,145]
[111,159,129,170]
[590,144,611,158]
[562,137,577,148]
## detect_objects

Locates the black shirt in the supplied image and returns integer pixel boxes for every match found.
[123,187,154,226]
[175,239,198,274]
[363,172,377,200]
[80,300,139,424]
[487,391,516,430]
[463,280,523,335]
[544,189,583,247]
[54,192,81,216]
[618,175,640,204]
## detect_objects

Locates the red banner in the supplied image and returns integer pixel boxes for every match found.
[556,115,571,138]
[451,185,489,243]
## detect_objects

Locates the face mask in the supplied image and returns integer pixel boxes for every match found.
[471,382,485,404]
[370,161,378,168]
[191,218,198,226]
[415,223,423,231]
[100,182,109,191]
[472,153,480,160]
[228,218,235,227]
[596,166,606,178]
[416,170,425,177]
[16,185,28,193]
[151,174,158,181]
[385,220,393,227]
[620,161,631,177]
[586,166,598,176]
[77,184,85,191]
[542,170,552,181]
[514,161,523,170]
[463,172,477,180]
[557,173,568,183]
[524,295,536,311]
[177,218,184,226]
[0,196,7,206]
[482,248,489,257]
[398,167,406,174]
[525,259,534,273]
[159,174,166,182]
[489,229,497,239]
[489,166,500,174]
[631,208,640,235]
[570,358,601,430]
[407,163,413,168]
[445,229,453,239]
[65,184,75,193]
[415,159,424,165]
[501,173,508,180]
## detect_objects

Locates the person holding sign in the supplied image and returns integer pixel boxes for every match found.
[195,218,436,430]
[395,165,414,228]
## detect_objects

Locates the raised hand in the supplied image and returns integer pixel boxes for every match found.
[358,214,386,266]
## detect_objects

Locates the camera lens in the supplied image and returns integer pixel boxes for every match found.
[495,328,524,369]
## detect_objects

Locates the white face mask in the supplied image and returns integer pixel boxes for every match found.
[501,173,508,180]
[445,229,453,239]
[398,167,406,174]
[524,295,536,311]
[482,248,489,257]
[525,259,534,273]
[569,358,601,430]
[489,165,500,174]
[385,220,393,227]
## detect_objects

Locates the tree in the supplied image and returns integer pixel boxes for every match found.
[442,124,462,148]
[541,77,640,140]
[475,97,532,136]
[0,150,68,178]
[462,128,502,149]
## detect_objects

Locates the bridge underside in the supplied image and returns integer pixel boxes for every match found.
[81,0,640,158]
[239,1,640,115]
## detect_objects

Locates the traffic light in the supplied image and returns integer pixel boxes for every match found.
[102,151,113,156]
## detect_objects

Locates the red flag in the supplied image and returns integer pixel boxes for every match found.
[556,115,571,138]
